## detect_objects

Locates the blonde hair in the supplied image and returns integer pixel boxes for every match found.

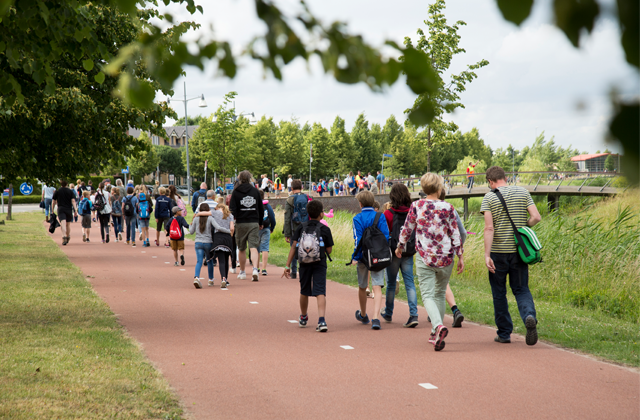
[216,203,230,219]
[382,201,391,212]
[216,196,224,204]
[158,186,166,195]
[420,173,443,195]
[82,190,90,198]
[356,190,375,208]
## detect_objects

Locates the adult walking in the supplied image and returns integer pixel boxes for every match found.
[212,203,235,288]
[51,180,78,246]
[395,173,463,351]
[41,183,56,222]
[229,170,264,282]
[481,166,541,345]
[192,182,208,213]
[381,183,419,328]
[95,182,112,243]
[189,203,231,288]
[115,178,126,197]
[122,186,139,246]
[466,160,480,189]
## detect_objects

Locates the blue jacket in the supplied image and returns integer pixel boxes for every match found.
[191,189,207,212]
[155,195,172,219]
[262,202,276,232]
[351,208,389,261]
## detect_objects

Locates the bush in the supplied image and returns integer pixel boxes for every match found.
[5,196,41,204]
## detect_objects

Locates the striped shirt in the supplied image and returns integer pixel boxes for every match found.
[480,186,534,253]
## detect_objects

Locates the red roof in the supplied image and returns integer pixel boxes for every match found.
[571,153,611,161]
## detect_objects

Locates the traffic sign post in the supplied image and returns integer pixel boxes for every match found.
[381,153,393,193]
[19,182,34,195]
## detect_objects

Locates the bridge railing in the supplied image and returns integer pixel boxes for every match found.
[386,171,620,194]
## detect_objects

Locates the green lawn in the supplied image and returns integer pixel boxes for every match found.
[0,212,184,419]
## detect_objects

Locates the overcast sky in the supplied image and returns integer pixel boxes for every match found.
[161,0,639,154]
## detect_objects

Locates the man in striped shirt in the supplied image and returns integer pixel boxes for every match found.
[481,166,542,345]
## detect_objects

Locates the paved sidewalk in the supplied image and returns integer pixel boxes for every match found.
[52,222,639,419]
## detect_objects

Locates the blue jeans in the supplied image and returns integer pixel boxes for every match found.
[289,239,298,274]
[44,198,52,216]
[195,242,214,279]
[467,176,475,189]
[385,255,418,317]
[112,215,122,236]
[125,216,136,242]
[489,252,537,339]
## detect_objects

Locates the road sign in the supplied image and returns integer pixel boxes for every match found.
[3,188,13,196]
[20,182,33,195]
[383,154,393,158]
[169,174,175,182]
[225,183,234,190]
[121,166,129,174]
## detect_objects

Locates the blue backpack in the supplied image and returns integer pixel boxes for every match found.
[80,199,91,215]
[138,193,150,219]
[291,193,309,225]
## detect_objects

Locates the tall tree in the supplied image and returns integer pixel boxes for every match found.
[381,115,404,152]
[351,113,378,173]
[404,0,489,171]
[245,116,279,177]
[275,119,305,177]
[304,122,333,180]
[155,145,184,178]
[174,115,207,127]
[328,116,353,176]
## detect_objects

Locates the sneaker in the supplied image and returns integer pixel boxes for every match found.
[237,271,247,280]
[83,233,86,242]
[371,319,381,330]
[118,232,122,241]
[224,278,230,286]
[299,314,308,328]
[403,315,419,328]
[62,237,68,246]
[452,310,464,328]
[155,239,159,246]
[106,235,110,243]
[180,255,185,266]
[132,242,136,247]
[86,238,90,243]
[252,269,259,282]
[494,335,511,343]
[208,279,214,287]
[193,278,202,289]
[126,241,130,245]
[230,268,236,274]
[355,310,370,325]
[115,238,119,243]
[220,279,227,289]
[380,308,392,323]
[261,269,268,276]
[525,315,538,346]
[432,325,448,351]
[316,321,328,332]
[291,272,297,279]
[139,232,143,241]
[164,243,170,248]
[174,262,179,266]
[102,240,105,244]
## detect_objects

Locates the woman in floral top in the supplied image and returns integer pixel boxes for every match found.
[396,173,464,352]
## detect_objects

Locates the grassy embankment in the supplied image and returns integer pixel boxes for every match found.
[265,191,639,366]
[0,212,184,419]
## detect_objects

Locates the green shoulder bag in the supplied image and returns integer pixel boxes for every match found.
[493,189,543,265]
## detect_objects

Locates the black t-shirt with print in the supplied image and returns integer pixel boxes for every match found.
[292,220,334,268]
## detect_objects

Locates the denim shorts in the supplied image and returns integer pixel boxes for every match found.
[357,262,386,289]
[139,218,150,228]
[258,228,271,252]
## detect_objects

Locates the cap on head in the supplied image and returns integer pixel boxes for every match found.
[172,206,182,214]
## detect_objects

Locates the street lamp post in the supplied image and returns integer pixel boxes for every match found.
[167,81,207,205]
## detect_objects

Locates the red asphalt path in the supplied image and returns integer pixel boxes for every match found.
[52,223,639,419]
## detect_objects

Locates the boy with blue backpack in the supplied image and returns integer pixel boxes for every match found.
[79,190,93,242]
[137,190,153,247]
[258,189,276,276]
[283,179,309,279]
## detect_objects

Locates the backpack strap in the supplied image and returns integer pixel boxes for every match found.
[355,211,383,256]
[492,189,531,258]
[313,223,333,262]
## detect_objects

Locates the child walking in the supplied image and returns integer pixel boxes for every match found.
[212,203,235,289]
[258,190,276,276]
[166,206,189,266]
[283,200,334,332]
[79,190,93,242]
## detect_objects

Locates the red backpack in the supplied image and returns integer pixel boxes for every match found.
[169,218,181,240]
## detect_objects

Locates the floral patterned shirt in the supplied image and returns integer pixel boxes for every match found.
[397,199,463,268]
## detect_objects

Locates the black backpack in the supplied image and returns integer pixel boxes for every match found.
[123,196,134,217]
[388,208,416,257]
[93,192,105,212]
[356,212,392,272]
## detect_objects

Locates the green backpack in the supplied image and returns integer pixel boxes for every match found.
[493,189,543,265]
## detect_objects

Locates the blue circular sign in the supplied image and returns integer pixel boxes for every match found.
[20,182,34,195]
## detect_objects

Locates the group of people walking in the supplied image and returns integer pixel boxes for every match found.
[47,164,541,352]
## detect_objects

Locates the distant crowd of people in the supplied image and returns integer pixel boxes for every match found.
[46,164,542,352]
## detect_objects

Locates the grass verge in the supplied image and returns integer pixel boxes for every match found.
[267,191,639,367]
[0,212,184,419]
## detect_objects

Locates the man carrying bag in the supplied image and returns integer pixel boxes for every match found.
[481,166,542,346]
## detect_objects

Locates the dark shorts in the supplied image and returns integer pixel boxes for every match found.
[81,214,91,228]
[59,207,73,223]
[157,217,169,231]
[299,264,327,297]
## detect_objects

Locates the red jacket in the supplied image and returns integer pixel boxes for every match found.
[383,205,411,231]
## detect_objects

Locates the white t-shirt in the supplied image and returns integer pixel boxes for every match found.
[43,186,56,199]
[261,177,270,190]
[287,178,292,188]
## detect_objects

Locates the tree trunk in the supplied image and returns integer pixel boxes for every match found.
[6,183,12,220]
[427,128,432,173]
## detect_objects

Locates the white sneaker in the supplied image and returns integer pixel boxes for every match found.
[193,278,202,289]
[237,271,246,280]
[118,232,122,241]
[115,238,119,243]
[252,269,259,282]
[230,268,236,274]
[138,232,143,241]
[208,279,215,287]
[221,279,227,289]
